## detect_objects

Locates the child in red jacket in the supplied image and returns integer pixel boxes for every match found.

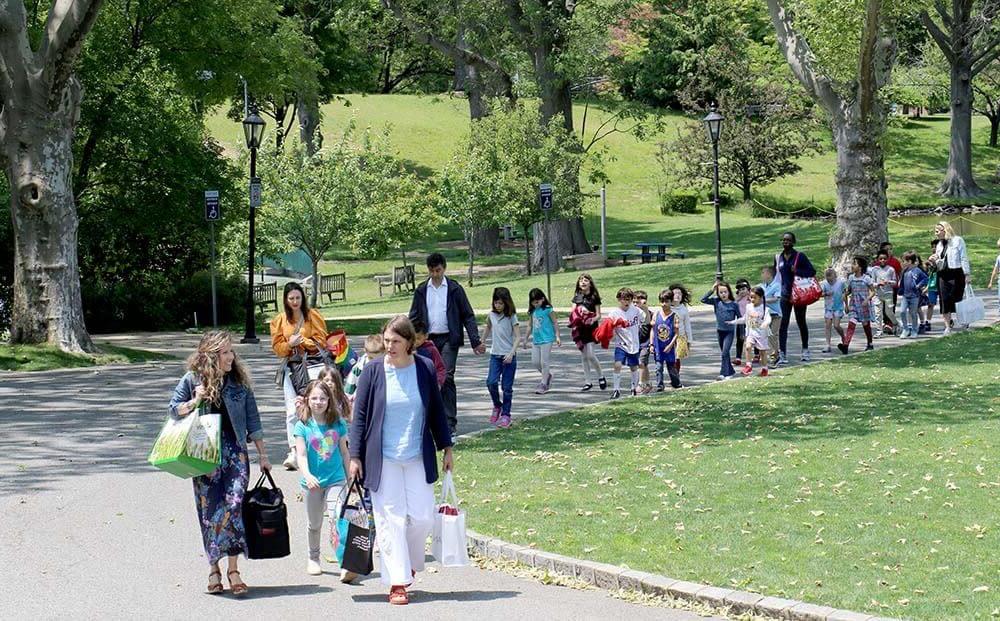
[412,319,447,388]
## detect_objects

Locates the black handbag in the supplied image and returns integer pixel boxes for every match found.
[338,479,375,575]
[242,470,291,559]
[288,348,333,396]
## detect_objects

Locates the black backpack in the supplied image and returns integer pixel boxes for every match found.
[242,470,290,559]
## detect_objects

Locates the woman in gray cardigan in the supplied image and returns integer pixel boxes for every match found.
[348,315,453,605]
[168,331,270,596]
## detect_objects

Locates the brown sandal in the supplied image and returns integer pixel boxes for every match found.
[207,570,223,594]
[227,570,249,597]
[389,585,409,605]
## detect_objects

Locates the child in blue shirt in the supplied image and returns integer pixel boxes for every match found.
[651,289,682,389]
[523,288,560,394]
[899,250,928,338]
[759,266,783,364]
[294,380,349,577]
[701,281,740,379]
[820,268,846,352]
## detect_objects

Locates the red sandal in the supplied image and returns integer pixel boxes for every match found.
[389,585,409,605]
[227,570,249,597]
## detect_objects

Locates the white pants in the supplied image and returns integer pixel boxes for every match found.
[305,484,344,561]
[371,459,435,587]
[282,373,298,448]
[532,343,553,381]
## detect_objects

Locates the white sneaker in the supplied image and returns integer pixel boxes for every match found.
[801,349,811,362]
[307,559,321,575]
[943,326,952,336]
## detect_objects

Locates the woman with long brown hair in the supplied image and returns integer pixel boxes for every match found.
[168,331,270,596]
[270,281,328,470]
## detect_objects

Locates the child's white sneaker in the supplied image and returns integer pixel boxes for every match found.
[307,559,322,575]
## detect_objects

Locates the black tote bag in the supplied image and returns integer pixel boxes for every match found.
[338,479,375,575]
[242,470,291,560]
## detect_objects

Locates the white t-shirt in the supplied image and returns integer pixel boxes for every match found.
[608,304,643,354]
[426,278,449,334]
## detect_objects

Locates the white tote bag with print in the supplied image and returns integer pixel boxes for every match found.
[431,472,470,567]
[955,285,985,326]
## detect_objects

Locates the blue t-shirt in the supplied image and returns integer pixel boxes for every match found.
[700,291,739,332]
[293,418,348,488]
[382,360,425,463]
[761,279,783,318]
[821,279,845,312]
[531,307,556,344]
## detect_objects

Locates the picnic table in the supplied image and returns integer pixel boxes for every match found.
[620,243,686,265]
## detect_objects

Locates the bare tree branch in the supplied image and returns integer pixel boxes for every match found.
[934,0,954,30]
[380,0,514,99]
[764,0,842,114]
[0,0,35,103]
[38,0,104,105]
[921,10,956,63]
[971,32,1000,76]
[503,0,533,44]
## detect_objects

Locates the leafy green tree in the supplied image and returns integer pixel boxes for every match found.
[765,0,916,271]
[921,0,1000,196]
[973,60,1000,147]
[662,44,822,202]
[436,157,506,286]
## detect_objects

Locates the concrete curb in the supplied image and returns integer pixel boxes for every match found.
[467,530,896,621]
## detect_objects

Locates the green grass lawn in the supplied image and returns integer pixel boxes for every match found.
[0,343,173,372]
[452,325,1000,619]
[207,95,1000,320]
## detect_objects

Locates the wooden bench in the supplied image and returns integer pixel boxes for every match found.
[375,265,416,297]
[252,281,278,313]
[319,273,347,303]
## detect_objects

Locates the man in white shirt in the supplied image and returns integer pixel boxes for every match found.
[408,253,485,433]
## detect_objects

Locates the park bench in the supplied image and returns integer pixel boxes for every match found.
[375,264,416,297]
[620,250,687,265]
[562,252,607,271]
[253,281,278,313]
[319,273,347,303]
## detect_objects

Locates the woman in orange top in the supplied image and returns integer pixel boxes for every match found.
[270,282,328,470]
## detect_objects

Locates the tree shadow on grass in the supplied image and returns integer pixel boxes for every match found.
[461,327,1000,453]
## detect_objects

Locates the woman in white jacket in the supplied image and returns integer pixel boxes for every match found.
[928,221,971,334]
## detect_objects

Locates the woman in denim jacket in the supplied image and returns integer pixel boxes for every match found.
[168,331,270,596]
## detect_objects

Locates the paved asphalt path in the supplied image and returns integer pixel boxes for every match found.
[1,290,995,619]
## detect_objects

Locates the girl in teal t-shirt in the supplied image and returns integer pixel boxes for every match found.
[523,288,561,394]
[294,380,349,576]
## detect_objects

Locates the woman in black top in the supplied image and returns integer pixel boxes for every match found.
[774,232,816,364]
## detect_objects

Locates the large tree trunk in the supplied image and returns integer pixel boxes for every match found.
[531,217,590,272]
[297,96,322,156]
[5,80,94,352]
[940,61,981,196]
[469,225,501,255]
[827,113,889,274]
[990,116,999,148]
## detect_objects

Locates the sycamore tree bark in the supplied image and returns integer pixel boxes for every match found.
[767,0,894,274]
[921,0,1000,197]
[1,0,103,352]
[504,0,590,270]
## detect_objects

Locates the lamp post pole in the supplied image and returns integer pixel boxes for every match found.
[711,137,722,281]
[241,103,265,345]
[242,144,259,344]
[703,103,724,282]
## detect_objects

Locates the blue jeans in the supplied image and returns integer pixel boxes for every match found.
[655,358,681,388]
[899,296,920,332]
[487,354,517,416]
[717,329,735,376]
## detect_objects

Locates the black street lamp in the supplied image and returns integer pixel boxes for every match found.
[703,103,724,281]
[240,103,266,344]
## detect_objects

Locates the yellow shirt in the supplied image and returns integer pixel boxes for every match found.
[270,308,327,358]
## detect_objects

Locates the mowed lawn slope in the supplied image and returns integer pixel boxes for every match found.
[454,326,1000,620]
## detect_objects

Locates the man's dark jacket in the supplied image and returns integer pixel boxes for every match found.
[408,277,482,349]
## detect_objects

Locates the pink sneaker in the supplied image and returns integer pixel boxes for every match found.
[759,368,769,377]
[489,407,501,425]
[741,364,753,377]
[497,415,512,428]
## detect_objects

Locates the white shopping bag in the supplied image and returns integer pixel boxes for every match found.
[431,472,470,567]
[955,285,985,326]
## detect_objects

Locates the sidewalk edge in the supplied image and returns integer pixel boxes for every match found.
[466,529,895,621]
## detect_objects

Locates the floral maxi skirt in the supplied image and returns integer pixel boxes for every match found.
[192,429,249,564]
